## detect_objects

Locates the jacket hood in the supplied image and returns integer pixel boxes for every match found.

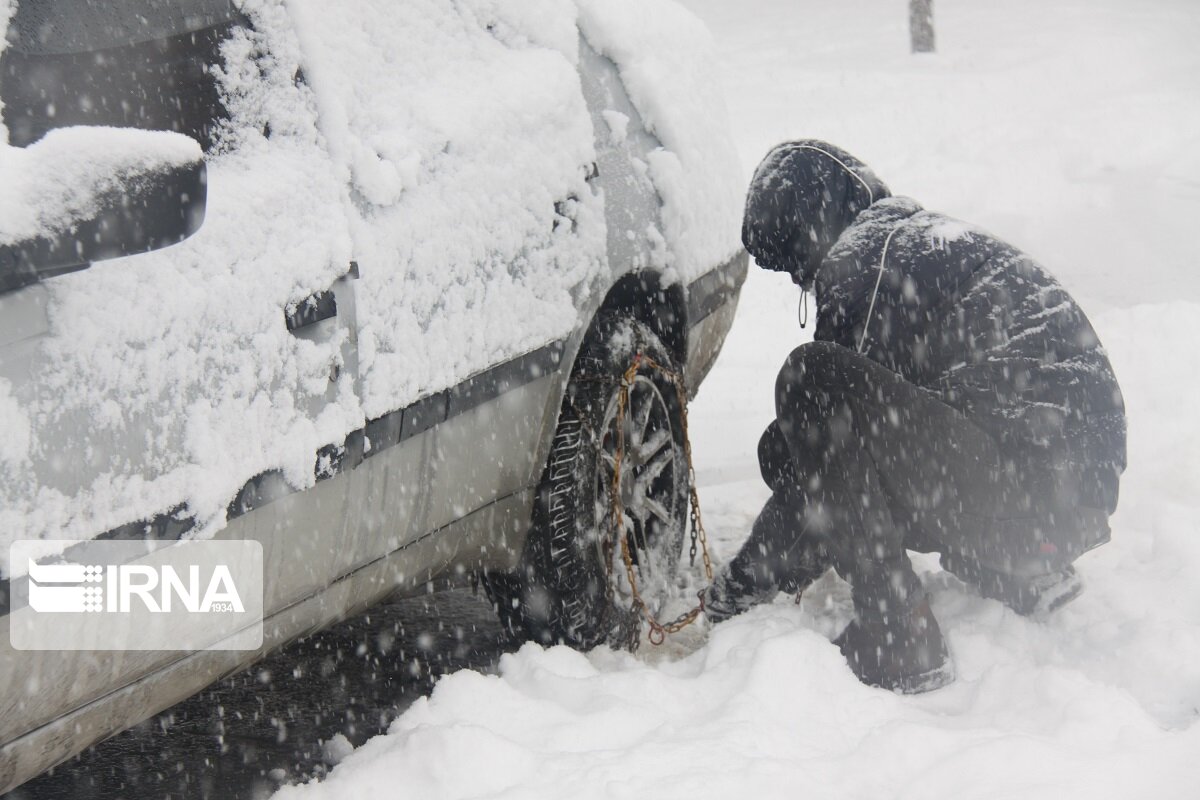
[741,139,890,286]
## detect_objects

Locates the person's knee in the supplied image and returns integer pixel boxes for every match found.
[757,420,797,492]
[777,341,844,382]
[774,340,862,405]
[774,341,862,445]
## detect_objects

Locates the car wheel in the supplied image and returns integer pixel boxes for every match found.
[484,311,689,649]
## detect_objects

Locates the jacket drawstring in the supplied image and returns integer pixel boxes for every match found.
[857,223,903,354]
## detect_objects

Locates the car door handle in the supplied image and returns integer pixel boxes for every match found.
[285,290,337,332]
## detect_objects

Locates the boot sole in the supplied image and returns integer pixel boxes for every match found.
[889,658,956,694]
[947,556,1084,617]
[1028,570,1084,619]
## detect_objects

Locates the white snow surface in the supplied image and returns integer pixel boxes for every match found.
[272,1,1200,797]
[0,0,740,563]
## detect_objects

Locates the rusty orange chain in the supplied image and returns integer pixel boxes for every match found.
[608,353,714,646]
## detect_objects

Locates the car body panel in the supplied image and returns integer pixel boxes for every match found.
[578,41,667,276]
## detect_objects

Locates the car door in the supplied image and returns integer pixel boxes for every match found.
[0,0,366,764]
[285,1,607,570]
[0,1,365,607]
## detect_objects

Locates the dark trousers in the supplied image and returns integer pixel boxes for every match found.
[725,341,1091,620]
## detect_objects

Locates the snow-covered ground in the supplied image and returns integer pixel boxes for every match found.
[273,1,1200,797]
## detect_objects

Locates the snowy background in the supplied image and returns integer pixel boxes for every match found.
[271,0,1200,797]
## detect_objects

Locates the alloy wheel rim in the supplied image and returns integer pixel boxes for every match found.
[594,373,682,608]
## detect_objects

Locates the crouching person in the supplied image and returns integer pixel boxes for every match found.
[704,140,1126,694]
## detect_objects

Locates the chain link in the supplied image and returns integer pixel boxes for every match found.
[606,353,714,646]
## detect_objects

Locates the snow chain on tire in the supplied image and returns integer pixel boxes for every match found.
[605,353,714,645]
[482,314,715,652]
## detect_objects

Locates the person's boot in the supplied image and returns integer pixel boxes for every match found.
[943,553,1083,617]
[703,490,830,624]
[700,570,772,624]
[977,565,1082,617]
[834,595,955,693]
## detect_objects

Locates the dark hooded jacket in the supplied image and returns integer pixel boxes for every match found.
[744,141,1126,515]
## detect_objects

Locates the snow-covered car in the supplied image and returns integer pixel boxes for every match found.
[0,0,744,791]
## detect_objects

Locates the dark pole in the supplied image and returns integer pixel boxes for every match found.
[910,0,936,53]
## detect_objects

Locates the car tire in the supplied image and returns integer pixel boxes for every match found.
[483,311,690,649]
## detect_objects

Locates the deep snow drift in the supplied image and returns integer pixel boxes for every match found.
[272,0,1200,797]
